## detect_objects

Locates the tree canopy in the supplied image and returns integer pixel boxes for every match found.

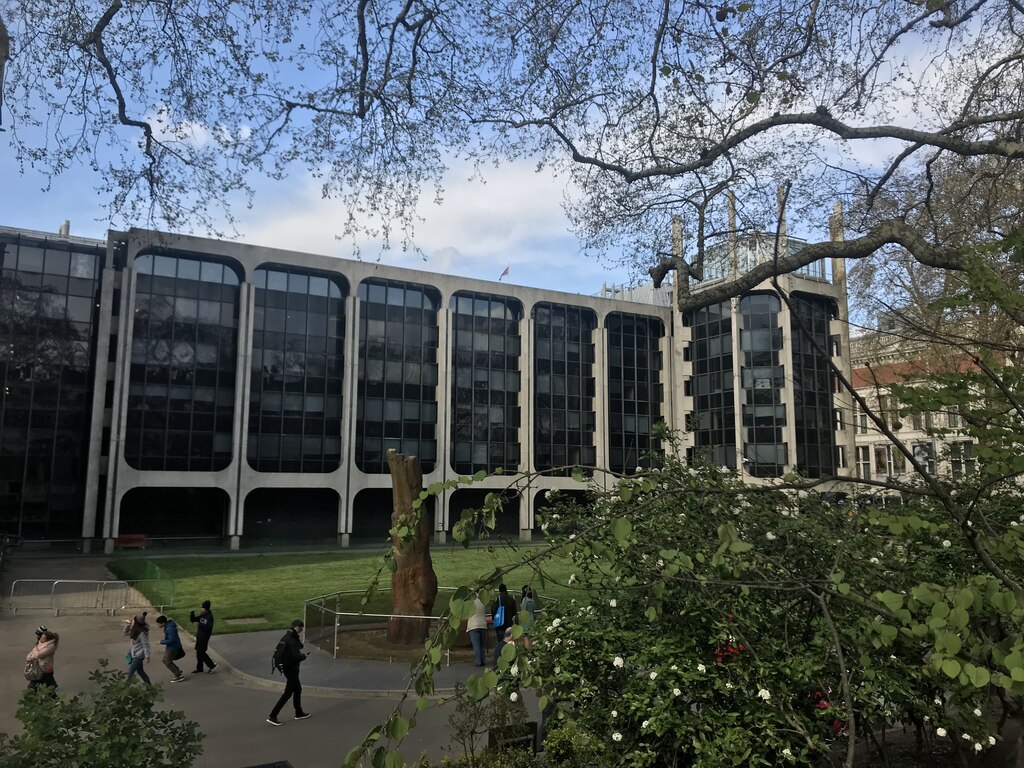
[2,0,1022,294]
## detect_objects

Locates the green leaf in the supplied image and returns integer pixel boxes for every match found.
[966,664,991,688]
[728,541,753,553]
[385,751,405,768]
[877,590,905,613]
[571,468,584,482]
[611,517,632,546]
[941,658,962,678]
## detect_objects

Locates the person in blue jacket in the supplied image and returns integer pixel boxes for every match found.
[155,615,185,682]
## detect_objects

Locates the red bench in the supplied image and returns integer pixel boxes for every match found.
[115,534,149,549]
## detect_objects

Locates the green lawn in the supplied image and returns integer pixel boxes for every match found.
[107,543,580,634]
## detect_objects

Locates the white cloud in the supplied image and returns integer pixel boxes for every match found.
[239,159,630,294]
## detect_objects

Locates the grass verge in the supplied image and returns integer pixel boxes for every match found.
[108,542,579,634]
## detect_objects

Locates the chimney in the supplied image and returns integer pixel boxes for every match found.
[58,220,70,237]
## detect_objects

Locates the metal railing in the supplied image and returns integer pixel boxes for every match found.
[9,578,175,615]
[304,588,556,662]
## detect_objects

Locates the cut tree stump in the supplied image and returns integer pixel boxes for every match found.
[386,450,438,645]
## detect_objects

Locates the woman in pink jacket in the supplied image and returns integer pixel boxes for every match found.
[26,625,59,690]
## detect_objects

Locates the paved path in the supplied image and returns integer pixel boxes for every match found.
[0,553,535,768]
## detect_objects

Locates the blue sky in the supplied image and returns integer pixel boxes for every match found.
[1,137,640,297]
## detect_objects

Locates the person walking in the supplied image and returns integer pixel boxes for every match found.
[490,584,518,668]
[189,599,217,673]
[466,593,487,667]
[26,625,59,690]
[124,613,152,684]
[267,619,310,726]
[520,585,536,648]
[155,615,185,682]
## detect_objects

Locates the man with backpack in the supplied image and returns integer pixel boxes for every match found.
[266,619,310,726]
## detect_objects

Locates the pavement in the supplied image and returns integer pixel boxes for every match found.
[0,552,537,768]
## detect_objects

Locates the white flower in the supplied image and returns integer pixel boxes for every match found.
[962,733,972,741]
[782,748,792,757]
[649,671,658,680]
[657,559,665,568]
[568,534,576,540]
[942,540,952,548]
[766,532,777,541]
[989,736,997,746]
[973,708,982,717]
[612,732,622,742]
[670,664,678,671]
[642,720,649,729]
[697,664,706,673]
[511,664,519,676]
[725,682,734,689]
[936,727,947,737]
[673,688,681,697]
[934,697,943,706]
[609,599,617,608]
[974,743,983,752]
[550,618,562,629]
[568,573,577,585]
[509,692,519,702]
[923,716,930,723]
[757,688,771,702]
[611,710,618,718]
[1011,521,1019,527]
[613,656,624,668]
[870,557,880,564]
[889,655,897,660]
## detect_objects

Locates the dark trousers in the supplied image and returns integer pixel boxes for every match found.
[194,640,215,671]
[27,671,58,690]
[162,649,183,677]
[270,669,303,718]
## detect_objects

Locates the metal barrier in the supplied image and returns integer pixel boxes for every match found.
[304,588,555,662]
[9,578,175,615]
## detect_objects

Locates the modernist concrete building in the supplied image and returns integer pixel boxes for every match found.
[0,220,855,551]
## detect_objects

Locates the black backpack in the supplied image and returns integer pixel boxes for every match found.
[271,633,289,674]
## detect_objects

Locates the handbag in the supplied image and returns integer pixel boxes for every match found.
[125,651,133,666]
[24,658,43,681]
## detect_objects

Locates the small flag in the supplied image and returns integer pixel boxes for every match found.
[498,264,510,280]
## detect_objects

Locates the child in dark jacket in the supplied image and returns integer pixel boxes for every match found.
[155,615,185,682]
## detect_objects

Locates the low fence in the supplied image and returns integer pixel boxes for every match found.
[9,578,175,615]
[304,588,555,662]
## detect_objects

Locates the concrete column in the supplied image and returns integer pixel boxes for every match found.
[592,318,608,478]
[103,260,138,549]
[730,297,745,473]
[520,486,534,542]
[339,293,360,541]
[228,279,254,540]
[434,300,453,524]
[522,305,535,475]
[82,253,117,543]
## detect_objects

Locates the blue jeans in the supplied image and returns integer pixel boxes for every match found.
[469,628,486,666]
[127,656,151,684]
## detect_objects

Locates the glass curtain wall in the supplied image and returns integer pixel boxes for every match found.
[249,267,347,472]
[739,293,787,477]
[607,313,664,473]
[532,302,597,474]
[687,300,736,468]
[0,235,103,538]
[450,292,522,475]
[126,253,240,471]
[355,279,440,473]
[790,294,837,477]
